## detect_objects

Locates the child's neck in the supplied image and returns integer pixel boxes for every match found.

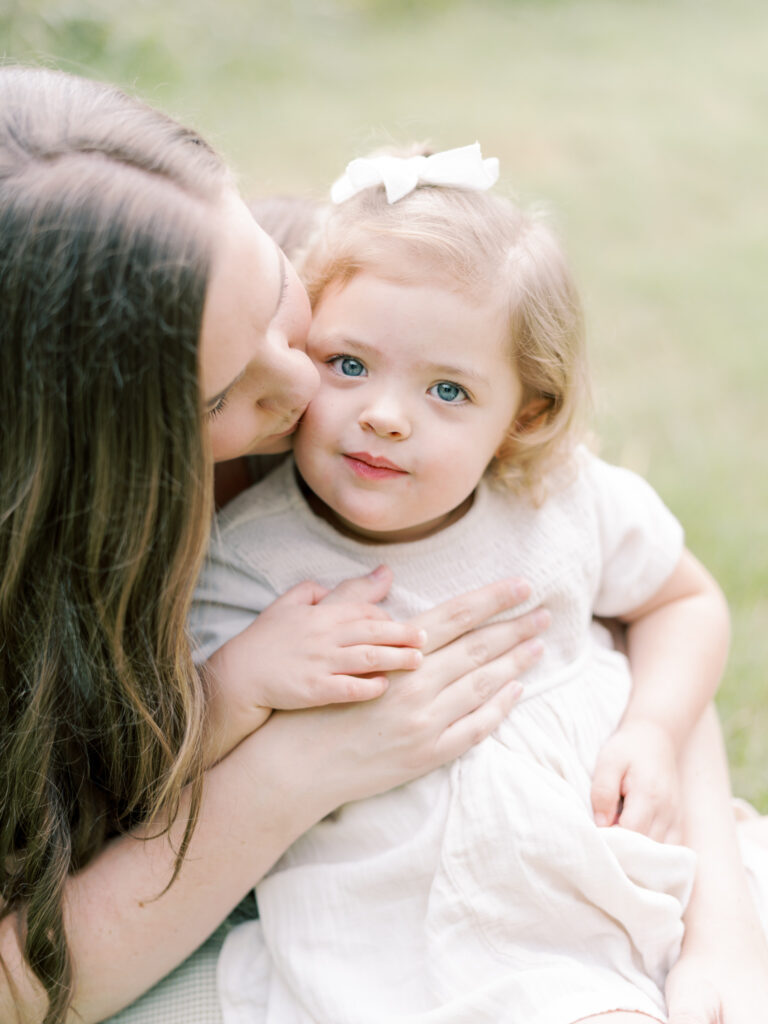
[295,468,476,545]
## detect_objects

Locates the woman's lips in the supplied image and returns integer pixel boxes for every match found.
[272,418,302,440]
[343,451,408,480]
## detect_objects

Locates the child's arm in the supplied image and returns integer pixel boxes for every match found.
[591,548,730,838]
[201,567,426,764]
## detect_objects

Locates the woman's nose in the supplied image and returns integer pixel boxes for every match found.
[261,342,319,417]
[359,393,411,440]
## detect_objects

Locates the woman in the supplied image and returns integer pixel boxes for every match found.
[0,67,766,1024]
[0,66,546,1024]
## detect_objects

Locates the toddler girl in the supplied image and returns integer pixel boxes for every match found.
[191,145,730,1023]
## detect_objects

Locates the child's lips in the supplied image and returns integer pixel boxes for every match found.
[343,451,408,479]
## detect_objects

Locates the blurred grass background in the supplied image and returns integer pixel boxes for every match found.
[3,0,767,805]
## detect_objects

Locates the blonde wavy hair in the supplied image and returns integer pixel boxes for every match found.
[299,155,589,495]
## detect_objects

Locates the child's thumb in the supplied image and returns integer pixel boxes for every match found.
[277,579,331,607]
[590,746,624,827]
[320,565,393,607]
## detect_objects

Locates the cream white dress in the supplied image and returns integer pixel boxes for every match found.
[190,450,698,1024]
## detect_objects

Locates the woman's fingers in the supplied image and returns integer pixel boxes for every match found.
[434,633,544,725]
[435,680,525,762]
[421,609,549,699]
[409,578,532,654]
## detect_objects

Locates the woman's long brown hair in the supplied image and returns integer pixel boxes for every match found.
[0,67,228,1021]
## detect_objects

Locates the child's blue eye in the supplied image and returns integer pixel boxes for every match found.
[429,381,468,403]
[330,356,367,377]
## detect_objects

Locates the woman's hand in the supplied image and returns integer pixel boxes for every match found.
[264,574,547,810]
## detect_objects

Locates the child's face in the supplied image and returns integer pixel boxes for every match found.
[293,271,523,543]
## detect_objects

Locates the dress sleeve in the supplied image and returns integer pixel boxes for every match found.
[188,522,276,664]
[585,452,685,618]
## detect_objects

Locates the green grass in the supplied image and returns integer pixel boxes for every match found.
[4,0,767,804]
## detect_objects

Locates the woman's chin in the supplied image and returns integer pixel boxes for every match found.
[249,434,295,456]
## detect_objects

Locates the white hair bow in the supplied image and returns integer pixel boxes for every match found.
[330,142,499,205]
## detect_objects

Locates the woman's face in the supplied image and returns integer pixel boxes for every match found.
[199,191,318,460]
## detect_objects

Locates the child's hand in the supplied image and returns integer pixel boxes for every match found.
[244,579,425,709]
[590,719,680,841]
[207,567,426,721]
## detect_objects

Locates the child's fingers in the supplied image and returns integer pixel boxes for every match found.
[318,674,390,704]
[590,749,624,827]
[619,787,676,842]
[616,793,656,837]
[335,645,423,676]
[617,776,677,839]
[338,619,427,649]
[664,815,683,845]
[271,579,331,607]
[318,565,393,607]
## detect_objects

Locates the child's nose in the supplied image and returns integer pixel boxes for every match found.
[359,393,411,440]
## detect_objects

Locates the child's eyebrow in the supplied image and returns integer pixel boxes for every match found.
[424,362,492,387]
[314,333,492,387]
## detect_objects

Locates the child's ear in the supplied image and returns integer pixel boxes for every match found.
[514,396,553,434]
[494,397,553,461]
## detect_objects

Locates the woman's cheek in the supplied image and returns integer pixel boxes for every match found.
[208,412,249,462]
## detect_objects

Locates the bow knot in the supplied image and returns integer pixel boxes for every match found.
[330,143,499,205]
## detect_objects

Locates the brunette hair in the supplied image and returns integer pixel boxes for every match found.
[0,66,228,1021]
[249,194,323,263]
[300,151,589,494]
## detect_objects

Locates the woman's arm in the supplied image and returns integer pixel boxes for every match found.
[1,579,545,1023]
[665,704,768,1023]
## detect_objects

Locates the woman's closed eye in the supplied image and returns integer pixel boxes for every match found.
[428,381,469,404]
[206,393,230,420]
[328,355,367,378]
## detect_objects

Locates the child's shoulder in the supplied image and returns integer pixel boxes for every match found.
[215,458,302,542]
[513,443,671,516]
[573,445,664,502]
